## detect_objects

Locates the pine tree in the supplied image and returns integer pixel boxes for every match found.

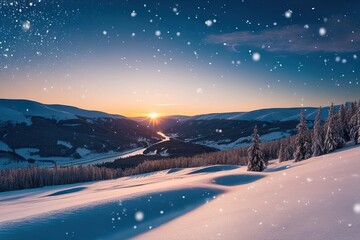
[294,110,312,162]
[324,103,344,153]
[312,107,324,157]
[278,143,286,163]
[247,126,266,172]
[336,104,347,143]
[350,107,360,144]
[346,102,356,141]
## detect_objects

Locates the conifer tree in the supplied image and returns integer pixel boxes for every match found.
[324,103,344,153]
[350,107,360,144]
[337,104,347,141]
[312,107,324,157]
[278,143,286,163]
[294,110,312,162]
[247,126,266,172]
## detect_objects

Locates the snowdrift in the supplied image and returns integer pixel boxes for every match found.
[1,146,360,240]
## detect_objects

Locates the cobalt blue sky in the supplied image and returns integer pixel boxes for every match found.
[0,0,359,116]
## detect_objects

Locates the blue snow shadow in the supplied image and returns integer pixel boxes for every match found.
[264,165,291,173]
[0,187,222,240]
[188,165,239,175]
[46,187,87,197]
[211,174,264,186]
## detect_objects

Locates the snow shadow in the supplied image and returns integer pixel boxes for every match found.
[188,165,239,175]
[0,187,222,240]
[46,187,87,197]
[264,165,292,173]
[211,174,264,186]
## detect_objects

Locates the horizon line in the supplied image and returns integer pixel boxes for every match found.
[0,97,354,118]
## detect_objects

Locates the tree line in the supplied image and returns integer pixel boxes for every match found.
[247,101,360,172]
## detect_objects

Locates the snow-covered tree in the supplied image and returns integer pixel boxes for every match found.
[350,107,360,144]
[294,110,312,162]
[247,126,266,172]
[312,107,324,157]
[336,104,348,141]
[324,103,344,153]
[346,102,356,141]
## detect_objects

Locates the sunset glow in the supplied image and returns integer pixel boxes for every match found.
[149,113,158,120]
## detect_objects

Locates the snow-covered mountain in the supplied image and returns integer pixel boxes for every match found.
[0,99,125,126]
[162,105,340,150]
[0,99,161,167]
[189,106,334,122]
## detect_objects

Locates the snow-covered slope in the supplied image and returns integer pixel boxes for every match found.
[1,145,359,239]
[0,99,125,125]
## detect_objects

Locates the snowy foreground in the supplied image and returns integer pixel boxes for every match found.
[1,146,360,240]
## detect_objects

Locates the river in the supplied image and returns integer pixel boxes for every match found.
[75,132,170,166]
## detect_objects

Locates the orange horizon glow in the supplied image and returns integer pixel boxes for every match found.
[0,95,351,118]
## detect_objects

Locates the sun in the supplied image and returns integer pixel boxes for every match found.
[149,112,158,119]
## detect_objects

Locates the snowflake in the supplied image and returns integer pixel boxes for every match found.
[205,19,213,27]
[319,27,326,36]
[252,52,261,62]
[135,211,144,221]
[284,10,293,18]
[353,203,360,214]
[22,20,31,31]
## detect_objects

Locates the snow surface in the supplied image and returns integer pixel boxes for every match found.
[197,131,290,150]
[76,147,92,157]
[1,145,360,239]
[0,141,11,152]
[14,148,39,158]
[0,146,150,169]
[57,140,73,149]
[0,99,125,125]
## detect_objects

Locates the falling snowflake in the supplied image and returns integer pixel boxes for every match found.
[22,20,31,31]
[155,30,161,37]
[196,88,203,94]
[304,24,309,29]
[319,27,326,36]
[130,11,137,17]
[252,52,261,62]
[353,203,360,214]
[135,211,144,221]
[176,32,181,37]
[102,30,107,35]
[172,7,179,15]
[205,20,213,27]
[284,10,293,18]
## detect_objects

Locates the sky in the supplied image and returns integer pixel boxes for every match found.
[0,0,359,117]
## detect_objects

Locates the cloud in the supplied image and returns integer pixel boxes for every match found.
[206,23,360,53]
